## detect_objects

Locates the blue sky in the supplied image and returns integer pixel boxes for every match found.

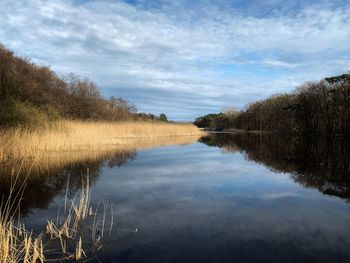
[1,0,350,121]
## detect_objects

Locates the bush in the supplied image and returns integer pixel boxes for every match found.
[0,99,57,130]
[159,113,168,122]
[40,104,61,122]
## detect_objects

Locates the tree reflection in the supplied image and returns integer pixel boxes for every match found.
[200,133,350,200]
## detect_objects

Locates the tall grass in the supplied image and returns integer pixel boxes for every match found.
[0,132,203,177]
[0,221,44,263]
[0,171,112,262]
[44,174,113,261]
[0,120,204,163]
[0,169,45,263]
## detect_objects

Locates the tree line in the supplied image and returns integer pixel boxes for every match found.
[195,73,350,135]
[0,44,168,128]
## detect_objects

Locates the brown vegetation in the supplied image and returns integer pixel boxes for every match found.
[0,43,170,129]
[0,173,113,262]
[0,120,203,170]
[0,172,44,263]
[195,73,350,134]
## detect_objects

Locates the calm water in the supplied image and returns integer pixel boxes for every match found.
[3,133,350,262]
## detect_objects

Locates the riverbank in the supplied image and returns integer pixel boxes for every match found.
[201,127,272,134]
[223,128,273,134]
[0,120,204,164]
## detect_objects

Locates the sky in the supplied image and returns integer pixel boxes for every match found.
[1,0,350,121]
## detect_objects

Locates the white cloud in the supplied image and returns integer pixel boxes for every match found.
[261,60,300,68]
[0,0,349,120]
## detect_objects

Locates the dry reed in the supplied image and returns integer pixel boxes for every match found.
[0,221,45,263]
[45,174,113,261]
[0,135,202,178]
[1,171,113,262]
[0,170,45,263]
[0,121,204,177]
[0,120,204,163]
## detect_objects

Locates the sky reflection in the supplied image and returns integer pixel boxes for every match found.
[21,139,350,262]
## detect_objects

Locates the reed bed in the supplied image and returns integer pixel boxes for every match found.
[0,120,203,163]
[0,169,44,263]
[0,221,44,263]
[0,171,112,262]
[44,175,113,261]
[0,133,202,177]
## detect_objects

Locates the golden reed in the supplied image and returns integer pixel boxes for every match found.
[0,174,109,262]
[0,120,204,172]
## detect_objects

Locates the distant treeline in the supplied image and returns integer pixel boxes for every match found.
[0,44,168,128]
[195,73,350,134]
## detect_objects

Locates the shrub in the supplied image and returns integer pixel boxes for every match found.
[0,99,54,130]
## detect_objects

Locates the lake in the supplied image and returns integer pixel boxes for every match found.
[2,133,350,262]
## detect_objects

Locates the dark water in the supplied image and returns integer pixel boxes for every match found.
[2,133,350,262]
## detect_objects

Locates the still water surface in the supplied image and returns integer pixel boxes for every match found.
[4,133,350,262]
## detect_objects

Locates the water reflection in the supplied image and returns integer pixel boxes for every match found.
[0,136,200,216]
[200,133,350,200]
[2,134,350,262]
[0,149,137,216]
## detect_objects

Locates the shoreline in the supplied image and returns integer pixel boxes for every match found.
[0,120,205,165]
